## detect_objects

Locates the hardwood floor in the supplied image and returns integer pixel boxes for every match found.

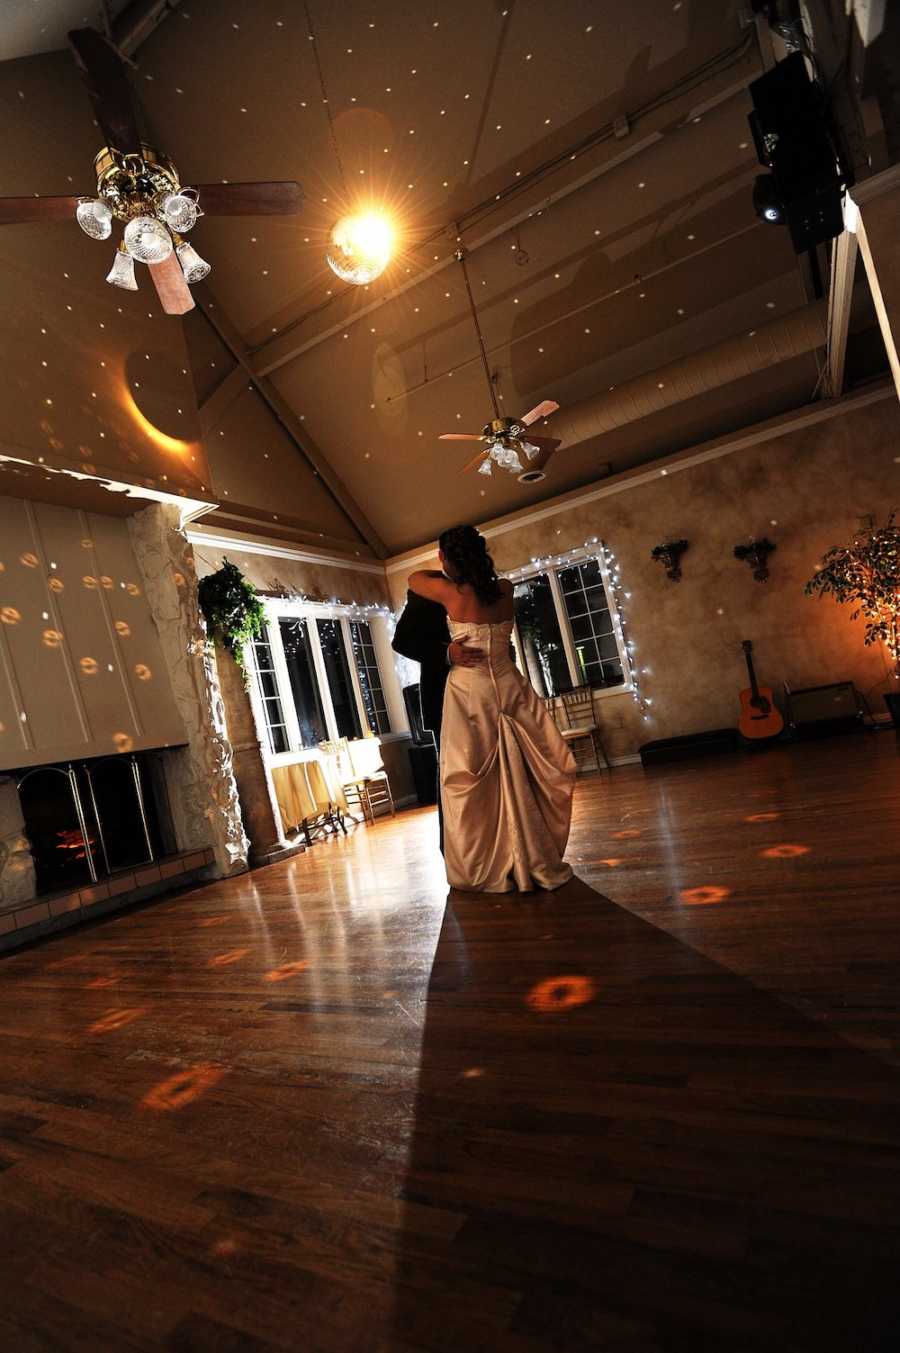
[1,734,899,1351]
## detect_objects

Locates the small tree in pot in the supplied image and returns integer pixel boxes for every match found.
[805,513,900,695]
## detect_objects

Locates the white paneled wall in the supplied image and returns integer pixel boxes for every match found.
[0,495,186,771]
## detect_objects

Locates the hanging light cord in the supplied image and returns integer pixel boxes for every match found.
[455,248,500,420]
[303,0,348,196]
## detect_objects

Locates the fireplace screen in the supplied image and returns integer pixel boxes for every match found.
[16,753,172,895]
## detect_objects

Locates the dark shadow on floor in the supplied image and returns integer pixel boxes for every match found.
[385,875,900,1352]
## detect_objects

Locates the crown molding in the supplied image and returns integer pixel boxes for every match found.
[186,523,385,575]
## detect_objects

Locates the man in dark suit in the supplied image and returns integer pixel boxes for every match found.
[392,586,484,849]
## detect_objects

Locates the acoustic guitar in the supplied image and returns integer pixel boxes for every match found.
[738,640,784,741]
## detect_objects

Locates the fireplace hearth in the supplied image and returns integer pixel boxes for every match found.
[14,751,176,896]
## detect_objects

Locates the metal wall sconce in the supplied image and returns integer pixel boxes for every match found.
[734,537,777,582]
[651,539,689,582]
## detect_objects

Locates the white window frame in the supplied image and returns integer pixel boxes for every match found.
[504,545,633,700]
[246,599,406,766]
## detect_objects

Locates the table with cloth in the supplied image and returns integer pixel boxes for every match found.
[270,752,349,843]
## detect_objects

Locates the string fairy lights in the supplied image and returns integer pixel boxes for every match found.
[503,536,653,721]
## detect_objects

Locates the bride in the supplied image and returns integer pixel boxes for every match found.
[409,524,576,894]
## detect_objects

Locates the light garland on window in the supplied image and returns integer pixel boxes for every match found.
[504,536,653,722]
[265,586,394,626]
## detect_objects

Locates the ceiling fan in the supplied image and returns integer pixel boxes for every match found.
[439,248,562,482]
[0,28,303,315]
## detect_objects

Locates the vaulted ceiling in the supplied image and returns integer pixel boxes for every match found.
[1,0,888,555]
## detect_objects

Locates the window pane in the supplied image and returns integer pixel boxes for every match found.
[317,619,362,741]
[268,723,290,755]
[558,560,625,691]
[252,633,289,755]
[350,620,390,735]
[513,574,570,697]
[257,670,279,699]
[280,619,328,748]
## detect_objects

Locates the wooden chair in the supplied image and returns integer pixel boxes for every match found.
[320,737,396,825]
[545,687,609,772]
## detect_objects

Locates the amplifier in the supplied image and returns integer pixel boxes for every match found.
[407,743,438,806]
[786,682,863,738]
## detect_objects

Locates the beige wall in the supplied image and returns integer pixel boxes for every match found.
[191,535,391,609]
[0,494,186,771]
[388,391,900,760]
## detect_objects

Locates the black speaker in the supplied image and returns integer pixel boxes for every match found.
[402,683,428,746]
[786,682,863,738]
[748,52,849,252]
[407,743,438,806]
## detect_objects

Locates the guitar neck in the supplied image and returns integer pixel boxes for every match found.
[744,647,761,703]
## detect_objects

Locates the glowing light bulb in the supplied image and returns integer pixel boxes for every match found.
[326,210,394,285]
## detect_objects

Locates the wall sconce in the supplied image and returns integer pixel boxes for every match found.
[651,539,689,582]
[734,537,777,582]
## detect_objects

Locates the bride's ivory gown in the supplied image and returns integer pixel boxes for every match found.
[441,619,577,893]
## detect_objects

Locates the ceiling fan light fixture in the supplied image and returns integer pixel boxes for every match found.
[124,214,173,264]
[76,196,112,240]
[477,459,493,476]
[105,243,138,291]
[326,210,394,285]
[176,240,211,283]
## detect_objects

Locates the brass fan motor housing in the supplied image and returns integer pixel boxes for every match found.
[482,416,527,450]
[93,144,180,222]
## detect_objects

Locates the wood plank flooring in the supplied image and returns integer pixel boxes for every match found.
[1,734,899,1351]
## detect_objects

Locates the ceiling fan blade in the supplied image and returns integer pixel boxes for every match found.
[462,448,491,473]
[518,399,559,427]
[193,182,303,216]
[68,28,142,155]
[0,195,81,225]
[439,433,483,441]
[148,255,195,315]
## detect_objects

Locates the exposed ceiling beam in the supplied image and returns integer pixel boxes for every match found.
[197,366,246,437]
[191,284,388,558]
[249,35,763,380]
[825,197,860,396]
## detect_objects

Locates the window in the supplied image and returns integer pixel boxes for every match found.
[248,606,395,758]
[558,559,624,688]
[513,574,570,698]
[510,551,629,698]
[316,619,362,741]
[250,633,290,754]
[350,620,390,735]
[279,618,327,748]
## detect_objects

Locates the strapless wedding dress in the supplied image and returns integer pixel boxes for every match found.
[441,619,576,893]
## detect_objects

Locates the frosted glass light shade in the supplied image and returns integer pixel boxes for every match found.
[106,248,138,291]
[124,215,173,264]
[161,191,199,233]
[326,211,394,285]
[76,197,112,240]
[176,241,211,283]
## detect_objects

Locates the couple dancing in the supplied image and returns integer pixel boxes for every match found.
[393,524,576,894]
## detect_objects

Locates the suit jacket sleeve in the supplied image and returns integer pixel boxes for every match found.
[392,591,450,668]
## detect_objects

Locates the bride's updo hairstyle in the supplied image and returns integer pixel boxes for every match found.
[439,524,503,606]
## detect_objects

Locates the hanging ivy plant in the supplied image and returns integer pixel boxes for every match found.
[197,558,265,675]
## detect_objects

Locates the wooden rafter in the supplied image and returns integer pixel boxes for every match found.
[191,283,388,559]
